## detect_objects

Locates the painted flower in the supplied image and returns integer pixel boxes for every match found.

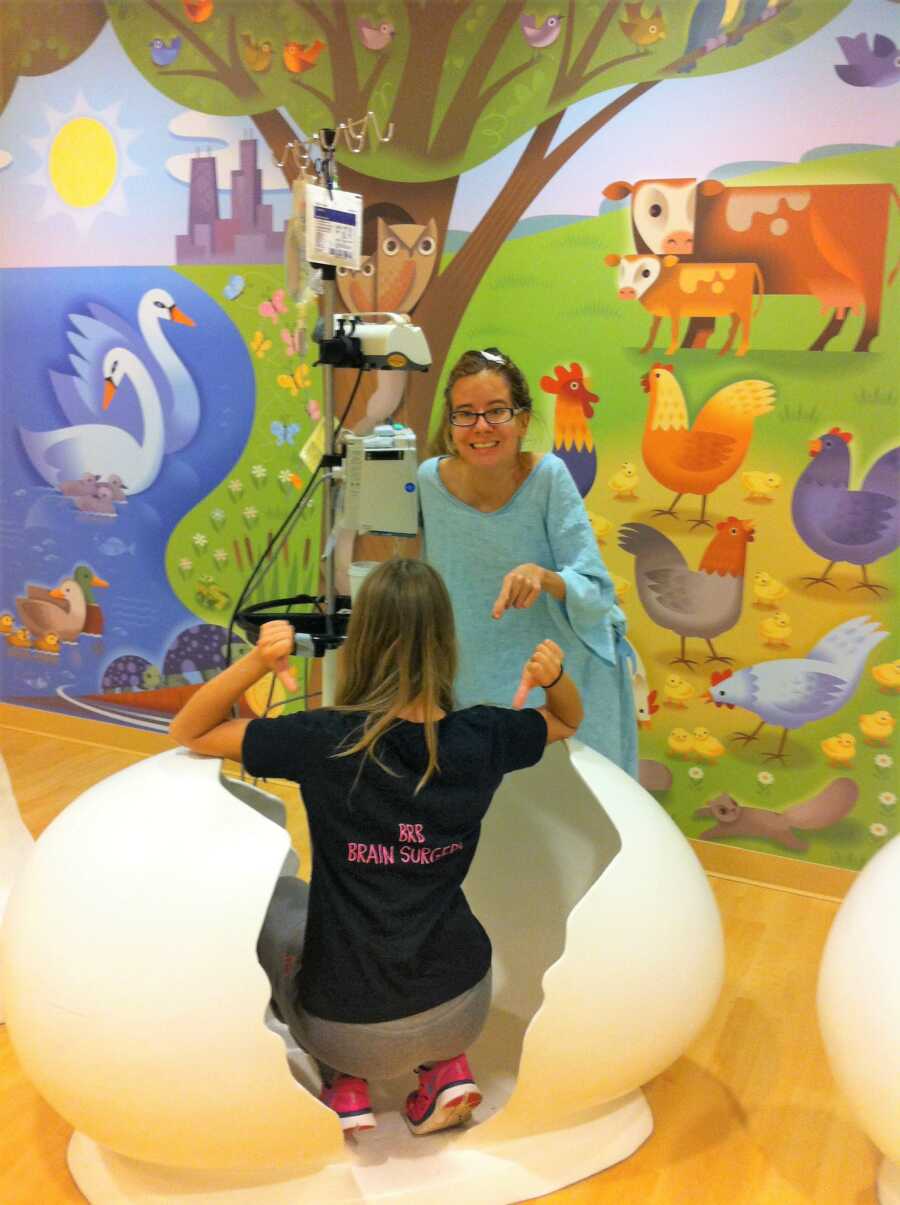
[178,557,193,578]
[191,532,208,551]
[213,548,229,566]
[879,792,897,811]
[875,753,893,770]
[688,766,704,782]
[227,478,244,498]
[251,463,268,485]
[210,507,226,529]
[869,822,888,839]
[242,505,259,527]
[278,467,295,492]
[757,770,774,788]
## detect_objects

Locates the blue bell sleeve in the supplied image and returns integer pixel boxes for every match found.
[544,459,627,666]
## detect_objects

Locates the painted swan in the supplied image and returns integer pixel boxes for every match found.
[19,348,166,494]
[46,287,198,457]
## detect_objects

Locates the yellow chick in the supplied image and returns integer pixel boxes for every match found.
[588,512,612,544]
[608,461,639,499]
[612,574,631,604]
[752,570,788,609]
[663,673,696,708]
[34,632,61,655]
[0,613,14,634]
[742,470,782,501]
[858,711,895,746]
[667,727,694,759]
[759,610,792,647]
[691,726,726,763]
[6,627,33,649]
[821,732,856,768]
[871,660,900,693]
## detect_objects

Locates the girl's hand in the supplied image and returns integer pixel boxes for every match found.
[492,564,544,619]
[256,620,298,693]
[513,639,565,709]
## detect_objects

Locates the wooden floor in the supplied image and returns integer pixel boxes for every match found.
[0,724,879,1205]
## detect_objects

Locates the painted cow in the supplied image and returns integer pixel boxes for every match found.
[602,178,898,351]
[605,253,764,356]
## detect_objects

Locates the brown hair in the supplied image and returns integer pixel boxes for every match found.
[333,558,457,793]
[429,347,533,457]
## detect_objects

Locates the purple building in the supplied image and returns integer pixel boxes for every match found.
[176,139,285,265]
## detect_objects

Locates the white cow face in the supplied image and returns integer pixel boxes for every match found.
[615,255,661,300]
[632,181,697,255]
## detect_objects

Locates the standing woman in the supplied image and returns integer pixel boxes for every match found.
[418,348,637,775]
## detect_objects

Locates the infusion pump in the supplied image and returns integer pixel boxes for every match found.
[335,425,419,537]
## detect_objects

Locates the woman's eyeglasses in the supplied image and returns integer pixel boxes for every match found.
[449,405,519,428]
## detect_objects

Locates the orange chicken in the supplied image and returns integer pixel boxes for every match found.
[640,363,775,528]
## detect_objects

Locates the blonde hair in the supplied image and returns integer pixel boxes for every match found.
[429,347,534,458]
[333,559,457,793]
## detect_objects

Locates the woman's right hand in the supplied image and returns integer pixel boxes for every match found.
[513,639,565,709]
[256,620,298,693]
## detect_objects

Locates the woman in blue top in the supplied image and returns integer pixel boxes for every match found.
[419,347,637,775]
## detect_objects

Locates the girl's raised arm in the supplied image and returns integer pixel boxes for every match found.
[169,621,297,761]
[513,639,583,743]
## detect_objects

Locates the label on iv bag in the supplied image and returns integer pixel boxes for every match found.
[305,184,362,269]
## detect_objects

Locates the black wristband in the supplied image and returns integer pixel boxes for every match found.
[545,664,565,689]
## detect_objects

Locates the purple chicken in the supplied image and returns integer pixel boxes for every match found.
[706,616,887,763]
[834,33,900,88]
[791,427,900,594]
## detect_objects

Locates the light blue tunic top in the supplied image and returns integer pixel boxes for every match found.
[419,454,638,775]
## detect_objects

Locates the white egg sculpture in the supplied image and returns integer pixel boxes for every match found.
[0,752,35,1024]
[0,739,723,1204]
[817,835,900,1205]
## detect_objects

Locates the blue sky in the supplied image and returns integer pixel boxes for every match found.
[0,0,896,266]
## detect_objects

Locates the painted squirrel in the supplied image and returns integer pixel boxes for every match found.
[694,778,858,851]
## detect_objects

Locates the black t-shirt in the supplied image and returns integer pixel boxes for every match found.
[243,705,547,1023]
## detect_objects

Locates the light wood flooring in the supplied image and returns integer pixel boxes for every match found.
[0,724,878,1204]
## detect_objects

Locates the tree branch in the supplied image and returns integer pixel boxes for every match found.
[145,0,260,99]
[294,0,336,42]
[392,0,471,157]
[550,0,620,104]
[289,77,335,114]
[429,0,526,160]
[476,56,538,113]
[581,49,649,88]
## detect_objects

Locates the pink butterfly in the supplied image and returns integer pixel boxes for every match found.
[306,399,321,421]
[258,289,287,323]
[281,327,302,356]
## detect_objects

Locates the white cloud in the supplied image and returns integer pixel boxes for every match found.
[166,111,289,192]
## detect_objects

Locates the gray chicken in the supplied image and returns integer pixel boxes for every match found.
[618,518,755,667]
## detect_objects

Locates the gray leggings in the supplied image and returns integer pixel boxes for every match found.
[256,877,492,1081]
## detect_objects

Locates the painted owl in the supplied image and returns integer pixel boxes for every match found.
[336,217,438,313]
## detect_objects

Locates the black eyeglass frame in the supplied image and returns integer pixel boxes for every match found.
[448,404,522,428]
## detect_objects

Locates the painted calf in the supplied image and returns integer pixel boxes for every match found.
[605,253,764,356]
[602,178,898,351]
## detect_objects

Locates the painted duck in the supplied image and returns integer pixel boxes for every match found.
[0,614,13,636]
[6,628,33,649]
[75,564,109,637]
[16,568,107,643]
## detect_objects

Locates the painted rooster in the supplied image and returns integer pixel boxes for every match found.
[791,427,900,594]
[706,616,887,763]
[540,362,598,497]
[641,363,775,528]
[618,517,755,667]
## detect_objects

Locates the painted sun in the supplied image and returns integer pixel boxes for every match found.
[26,91,141,234]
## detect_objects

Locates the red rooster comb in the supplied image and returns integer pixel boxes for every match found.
[710,668,733,686]
[827,426,853,444]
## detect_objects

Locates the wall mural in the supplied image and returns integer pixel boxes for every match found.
[0,0,897,873]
